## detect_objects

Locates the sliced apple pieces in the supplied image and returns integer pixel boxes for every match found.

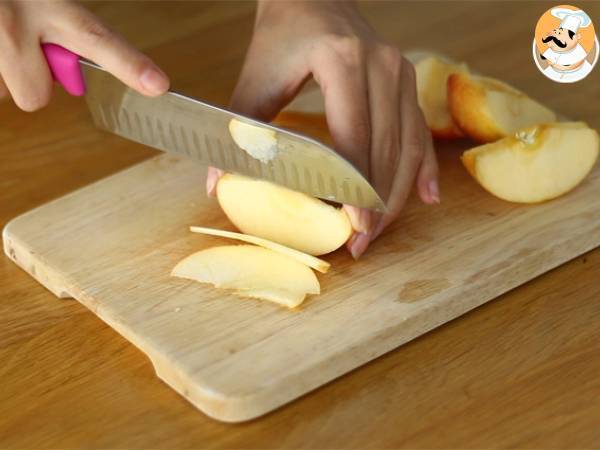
[171,245,320,308]
[189,226,330,273]
[462,122,599,203]
[217,173,352,256]
[448,72,556,143]
[411,55,469,139]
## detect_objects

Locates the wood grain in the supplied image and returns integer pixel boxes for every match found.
[1,0,600,447]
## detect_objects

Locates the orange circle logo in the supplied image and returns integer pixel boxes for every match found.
[532,5,598,83]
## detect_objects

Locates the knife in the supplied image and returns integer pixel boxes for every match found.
[42,44,387,212]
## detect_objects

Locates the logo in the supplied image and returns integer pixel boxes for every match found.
[533,5,598,83]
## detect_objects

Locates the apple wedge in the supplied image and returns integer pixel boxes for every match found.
[189,226,330,273]
[171,245,320,308]
[448,72,556,143]
[462,122,599,203]
[217,173,352,256]
[410,54,469,139]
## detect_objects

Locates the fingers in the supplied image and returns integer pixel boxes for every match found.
[48,3,169,96]
[371,55,428,241]
[0,31,53,111]
[310,36,371,178]
[206,167,224,197]
[416,125,440,205]
[0,76,8,100]
[229,42,308,120]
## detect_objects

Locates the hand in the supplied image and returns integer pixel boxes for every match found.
[207,0,439,259]
[0,0,169,111]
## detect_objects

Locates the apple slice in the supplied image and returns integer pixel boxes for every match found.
[462,122,599,203]
[171,245,320,308]
[217,173,352,256]
[448,72,556,143]
[189,226,330,273]
[410,54,469,139]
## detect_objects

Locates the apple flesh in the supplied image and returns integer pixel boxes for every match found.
[189,226,330,273]
[229,118,278,164]
[217,173,352,256]
[448,72,556,143]
[409,54,469,139]
[171,245,320,308]
[462,122,599,203]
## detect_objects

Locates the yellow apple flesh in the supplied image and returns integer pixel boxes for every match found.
[448,73,556,143]
[228,118,278,163]
[171,245,320,308]
[217,173,352,256]
[462,122,599,203]
[189,226,330,273]
[412,55,469,139]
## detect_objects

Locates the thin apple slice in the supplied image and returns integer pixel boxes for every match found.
[410,54,469,139]
[448,72,556,143]
[189,226,330,273]
[462,122,599,203]
[233,288,307,308]
[171,245,320,308]
[217,173,352,256]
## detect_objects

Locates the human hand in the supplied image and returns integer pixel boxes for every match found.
[0,0,169,110]
[207,0,439,258]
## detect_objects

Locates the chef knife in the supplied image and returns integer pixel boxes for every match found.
[42,44,387,212]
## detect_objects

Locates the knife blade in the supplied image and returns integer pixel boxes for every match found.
[42,44,386,211]
[77,60,387,212]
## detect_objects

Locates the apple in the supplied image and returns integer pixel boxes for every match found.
[448,72,556,143]
[171,245,320,308]
[189,226,330,273]
[409,54,469,139]
[229,118,278,164]
[216,173,352,256]
[462,122,599,203]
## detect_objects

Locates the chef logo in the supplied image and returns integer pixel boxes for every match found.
[533,5,598,83]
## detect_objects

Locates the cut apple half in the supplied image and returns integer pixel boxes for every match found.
[189,226,330,273]
[217,173,352,256]
[462,122,599,203]
[410,54,469,139]
[171,245,320,308]
[448,72,556,143]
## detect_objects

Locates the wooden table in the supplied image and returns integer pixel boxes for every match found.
[1,1,599,447]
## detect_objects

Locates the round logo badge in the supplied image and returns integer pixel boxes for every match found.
[533,4,598,83]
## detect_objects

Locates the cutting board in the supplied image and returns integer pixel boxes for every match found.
[4,91,600,423]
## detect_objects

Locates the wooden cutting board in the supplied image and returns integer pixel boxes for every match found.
[3,92,600,422]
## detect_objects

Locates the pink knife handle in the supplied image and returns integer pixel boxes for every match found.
[42,43,85,96]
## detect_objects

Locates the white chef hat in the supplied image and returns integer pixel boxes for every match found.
[551,7,592,33]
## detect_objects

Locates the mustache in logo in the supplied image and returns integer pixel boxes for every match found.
[542,35,567,48]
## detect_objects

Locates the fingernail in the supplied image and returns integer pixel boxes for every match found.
[349,232,370,260]
[429,180,440,204]
[140,67,169,95]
